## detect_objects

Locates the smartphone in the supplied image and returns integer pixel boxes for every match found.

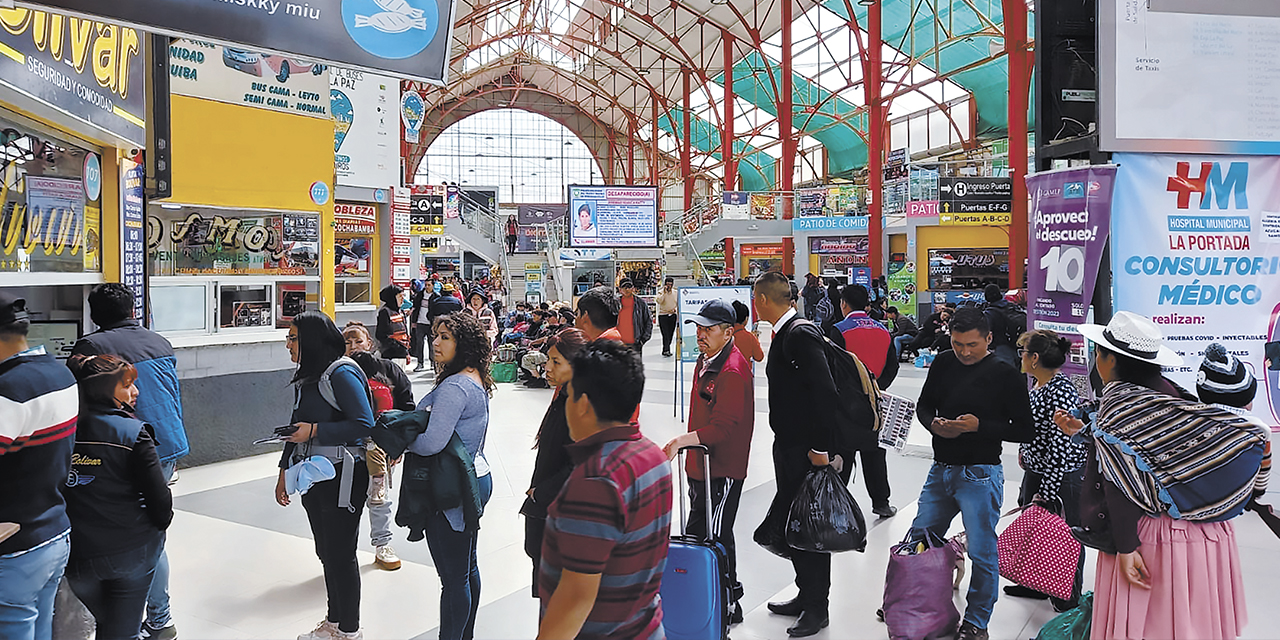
[273,424,299,436]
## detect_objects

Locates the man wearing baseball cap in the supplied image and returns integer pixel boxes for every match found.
[0,292,79,639]
[662,299,754,623]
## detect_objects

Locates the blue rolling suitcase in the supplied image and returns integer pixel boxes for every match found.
[661,445,732,640]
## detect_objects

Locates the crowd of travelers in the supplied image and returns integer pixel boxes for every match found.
[2,270,1274,640]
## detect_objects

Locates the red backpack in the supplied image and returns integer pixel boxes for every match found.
[368,378,394,415]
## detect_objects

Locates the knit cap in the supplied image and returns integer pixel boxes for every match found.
[1197,343,1257,408]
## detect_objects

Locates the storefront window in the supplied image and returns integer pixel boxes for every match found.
[334,202,376,305]
[927,248,1009,290]
[0,114,102,275]
[148,204,320,336]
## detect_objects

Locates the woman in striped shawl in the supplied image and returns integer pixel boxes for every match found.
[1055,313,1265,640]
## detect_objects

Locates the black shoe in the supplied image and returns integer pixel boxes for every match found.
[1051,596,1079,613]
[786,611,829,637]
[662,351,672,357]
[767,598,803,617]
[1003,584,1050,600]
[872,504,898,518]
[956,621,989,640]
[729,602,744,625]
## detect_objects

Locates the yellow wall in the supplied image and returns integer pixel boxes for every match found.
[915,225,1010,293]
[100,151,121,282]
[889,234,907,256]
[167,95,336,315]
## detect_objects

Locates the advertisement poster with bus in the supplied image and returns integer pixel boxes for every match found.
[567,185,658,248]
[1111,154,1280,426]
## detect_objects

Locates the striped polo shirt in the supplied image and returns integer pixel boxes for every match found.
[539,424,672,640]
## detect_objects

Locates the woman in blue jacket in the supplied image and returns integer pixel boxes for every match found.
[275,311,375,640]
[413,311,494,640]
[64,354,173,640]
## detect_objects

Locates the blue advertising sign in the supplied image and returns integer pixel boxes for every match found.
[792,216,870,232]
[121,161,147,323]
[32,0,457,84]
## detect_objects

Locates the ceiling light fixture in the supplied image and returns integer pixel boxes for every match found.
[159,203,183,210]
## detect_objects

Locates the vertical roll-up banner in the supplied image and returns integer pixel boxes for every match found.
[1026,165,1118,388]
[1111,153,1280,425]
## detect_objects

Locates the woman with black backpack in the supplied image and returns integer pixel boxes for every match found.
[276,311,374,640]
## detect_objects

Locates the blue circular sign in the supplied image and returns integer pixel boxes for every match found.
[342,0,438,60]
[310,181,331,206]
[82,153,102,201]
[374,188,389,203]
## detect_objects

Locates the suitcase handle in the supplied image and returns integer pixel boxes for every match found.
[675,444,717,543]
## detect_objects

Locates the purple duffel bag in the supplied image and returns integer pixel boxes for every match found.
[881,531,960,640]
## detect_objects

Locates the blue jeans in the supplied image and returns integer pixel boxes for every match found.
[145,459,177,629]
[0,530,70,640]
[910,463,1003,630]
[893,334,914,356]
[66,536,162,640]
[425,474,492,640]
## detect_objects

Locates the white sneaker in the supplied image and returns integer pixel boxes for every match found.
[297,620,338,640]
[375,545,402,570]
[368,475,387,506]
[298,621,363,640]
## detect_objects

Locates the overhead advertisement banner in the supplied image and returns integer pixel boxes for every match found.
[567,185,658,248]
[722,192,749,220]
[1112,153,1280,423]
[169,39,329,117]
[28,0,456,84]
[1026,165,1118,381]
[0,7,146,146]
[517,203,567,225]
[331,68,397,188]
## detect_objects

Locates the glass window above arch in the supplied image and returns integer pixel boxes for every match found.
[416,109,603,204]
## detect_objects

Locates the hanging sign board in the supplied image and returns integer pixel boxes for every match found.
[25,0,457,85]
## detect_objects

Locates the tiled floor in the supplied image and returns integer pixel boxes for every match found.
[159,347,1280,640]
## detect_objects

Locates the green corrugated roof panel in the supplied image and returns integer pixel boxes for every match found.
[714,51,869,178]
[659,107,776,192]
[825,0,1034,137]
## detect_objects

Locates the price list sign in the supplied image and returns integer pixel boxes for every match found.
[121,160,147,323]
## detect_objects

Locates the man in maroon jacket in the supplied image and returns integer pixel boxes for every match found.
[662,299,754,624]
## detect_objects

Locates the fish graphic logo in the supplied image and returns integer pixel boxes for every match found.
[332,89,354,152]
[354,0,427,32]
[342,0,437,60]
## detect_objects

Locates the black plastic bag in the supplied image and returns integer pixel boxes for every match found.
[785,466,867,553]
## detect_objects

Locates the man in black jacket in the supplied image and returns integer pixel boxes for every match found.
[754,271,851,637]
[911,308,1034,640]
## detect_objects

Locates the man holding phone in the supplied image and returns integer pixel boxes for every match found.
[910,308,1034,640]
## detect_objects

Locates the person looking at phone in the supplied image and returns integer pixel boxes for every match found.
[910,307,1034,640]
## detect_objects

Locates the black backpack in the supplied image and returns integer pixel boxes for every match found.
[984,303,1026,346]
[785,320,882,451]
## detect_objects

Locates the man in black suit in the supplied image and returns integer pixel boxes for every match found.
[753,271,851,637]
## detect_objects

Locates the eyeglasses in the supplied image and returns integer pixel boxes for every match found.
[1017,348,1027,357]
[286,335,298,343]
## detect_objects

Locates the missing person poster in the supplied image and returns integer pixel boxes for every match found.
[567,185,658,248]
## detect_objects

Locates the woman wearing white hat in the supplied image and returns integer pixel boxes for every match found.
[1054,311,1267,640]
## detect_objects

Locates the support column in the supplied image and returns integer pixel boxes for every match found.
[652,98,660,186]
[1004,0,1030,289]
[606,131,615,184]
[723,30,737,192]
[866,0,884,277]
[682,67,693,213]
[779,0,794,217]
[723,237,735,280]
[782,236,795,276]
[628,121,636,183]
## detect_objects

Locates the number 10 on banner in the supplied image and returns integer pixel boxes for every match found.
[1040,245,1086,295]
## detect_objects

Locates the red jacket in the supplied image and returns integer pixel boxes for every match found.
[686,338,754,481]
